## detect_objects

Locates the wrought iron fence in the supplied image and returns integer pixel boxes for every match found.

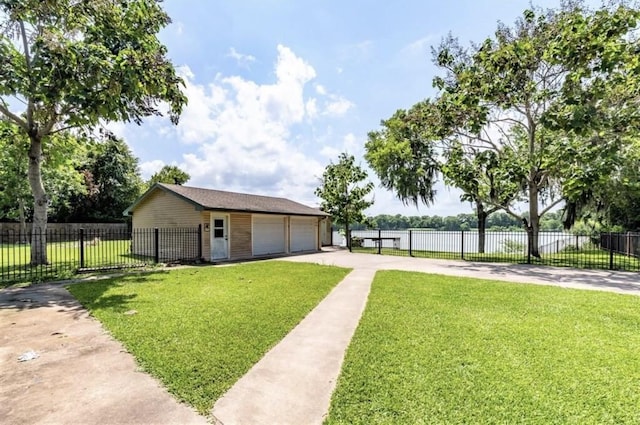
[1,226,203,285]
[343,229,640,272]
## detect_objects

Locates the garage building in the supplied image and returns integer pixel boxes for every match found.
[123,183,329,262]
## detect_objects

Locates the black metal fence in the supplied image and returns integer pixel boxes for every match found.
[1,226,203,285]
[345,230,640,272]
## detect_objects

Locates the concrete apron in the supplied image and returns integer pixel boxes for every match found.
[211,268,376,425]
[0,285,207,425]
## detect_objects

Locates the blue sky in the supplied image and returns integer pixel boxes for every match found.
[114,0,579,217]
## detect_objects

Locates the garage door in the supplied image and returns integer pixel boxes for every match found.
[290,217,317,252]
[253,215,286,256]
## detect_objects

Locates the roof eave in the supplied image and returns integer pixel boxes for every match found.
[122,183,205,216]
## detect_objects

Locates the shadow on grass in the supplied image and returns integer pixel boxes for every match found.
[0,270,171,313]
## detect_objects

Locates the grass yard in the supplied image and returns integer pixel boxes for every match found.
[326,271,640,424]
[67,261,350,414]
[1,240,148,286]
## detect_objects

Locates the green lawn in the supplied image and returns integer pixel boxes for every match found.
[67,261,350,414]
[1,240,147,286]
[352,246,640,271]
[326,271,640,424]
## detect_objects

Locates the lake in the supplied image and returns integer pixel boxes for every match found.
[332,230,590,255]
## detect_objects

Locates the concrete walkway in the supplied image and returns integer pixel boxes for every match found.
[212,267,375,425]
[211,250,640,425]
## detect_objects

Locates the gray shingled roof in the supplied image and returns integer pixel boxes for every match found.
[125,183,328,217]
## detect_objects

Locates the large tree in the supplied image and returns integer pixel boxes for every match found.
[56,135,144,222]
[315,153,374,251]
[0,0,186,264]
[147,165,190,187]
[367,3,640,257]
[0,119,85,236]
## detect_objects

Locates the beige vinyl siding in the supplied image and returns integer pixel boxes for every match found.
[229,213,252,259]
[131,190,206,259]
[132,190,202,228]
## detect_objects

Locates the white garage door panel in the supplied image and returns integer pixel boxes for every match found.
[291,217,317,252]
[253,216,286,256]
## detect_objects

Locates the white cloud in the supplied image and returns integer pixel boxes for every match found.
[315,84,327,95]
[324,96,354,116]
[305,98,318,119]
[139,160,166,180]
[173,45,331,203]
[400,35,437,58]
[319,133,362,160]
[227,47,257,68]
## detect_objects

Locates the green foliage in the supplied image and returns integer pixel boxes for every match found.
[147,165,190,187]
[365,101,439,206]
[327,271,640,424]
[67,262,350,414]
[56,135,144,222]
[0,120,85,222]
[0,0,186,127]
[315,153,374,245]
[0,0,186,263]
[366,2,640,255]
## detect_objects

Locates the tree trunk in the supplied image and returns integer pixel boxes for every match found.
[527,180,541,258]
[28,135,48,265]
[476,203,487,254]
[18,198,28,244]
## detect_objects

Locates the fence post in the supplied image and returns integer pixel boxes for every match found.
[609,232,614,270]
[197,224,203,261]
[409,230,413,257]
[576,234,579,251]
[461,230,465,260]
[527,233,532,264]
[154,228,160,263]
[378,229,382,255]
[79,228,85,269]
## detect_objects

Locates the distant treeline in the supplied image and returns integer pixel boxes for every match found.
[348,211,565,232]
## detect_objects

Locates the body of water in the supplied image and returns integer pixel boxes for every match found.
[332,230,590,255]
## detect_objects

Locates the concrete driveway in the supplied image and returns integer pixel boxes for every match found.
[0,284,208,425]
[281,249,640,295]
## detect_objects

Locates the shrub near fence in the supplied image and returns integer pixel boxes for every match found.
[1,226,202,285]
[338,229,640,272]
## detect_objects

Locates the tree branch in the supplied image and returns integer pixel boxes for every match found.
[38,107,59,137]
[540,198,563,216]
[0,103,28,131]
[19,20,35,130]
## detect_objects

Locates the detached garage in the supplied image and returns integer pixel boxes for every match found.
[123,183,328,262]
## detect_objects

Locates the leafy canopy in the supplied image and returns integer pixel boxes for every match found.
[0,0,187,131]
[147,165,190,187]
[315,153,374,228]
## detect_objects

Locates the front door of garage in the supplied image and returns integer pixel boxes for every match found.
[211,216,228,260]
